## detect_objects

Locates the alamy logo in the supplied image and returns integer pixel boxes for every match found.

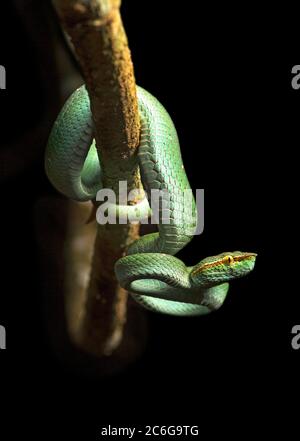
[291,65,300,90]
[0,65,6,89]
[95,181,204,235]
[0,325,6,349]
[291,325,300,350]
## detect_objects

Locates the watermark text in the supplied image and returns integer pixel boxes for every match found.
[291,65,300,90]
[291,325,300,350]
[0,325,6,349]
[95,181,204,235]
[0,65,6,90]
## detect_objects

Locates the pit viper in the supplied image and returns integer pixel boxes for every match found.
[45,85,256,316]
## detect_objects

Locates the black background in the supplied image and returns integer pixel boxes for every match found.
[0,1,298,439]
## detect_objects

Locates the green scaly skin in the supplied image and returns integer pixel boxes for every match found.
[45,85,257,316]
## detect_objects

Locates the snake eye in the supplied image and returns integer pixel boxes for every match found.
[224,255,234,265]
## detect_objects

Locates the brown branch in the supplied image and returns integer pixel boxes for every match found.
[53,0,142,356]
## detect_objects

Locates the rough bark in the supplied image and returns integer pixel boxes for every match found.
[53,0,142,355]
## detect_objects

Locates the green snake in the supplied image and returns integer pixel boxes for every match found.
[45,85,256,316]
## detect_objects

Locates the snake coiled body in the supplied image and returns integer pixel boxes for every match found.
[45,85,256,316]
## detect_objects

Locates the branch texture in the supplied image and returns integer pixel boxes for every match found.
[53,0,142,355]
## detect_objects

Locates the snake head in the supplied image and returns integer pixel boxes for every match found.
[190,251,257,287]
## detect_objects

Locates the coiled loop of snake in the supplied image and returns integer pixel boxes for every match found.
[45,85,256,316]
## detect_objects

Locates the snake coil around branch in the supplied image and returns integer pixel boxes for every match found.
[45,85,257,316]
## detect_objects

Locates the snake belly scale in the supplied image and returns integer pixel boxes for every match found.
[45,85,257,316]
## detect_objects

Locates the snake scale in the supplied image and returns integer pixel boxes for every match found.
[45,85,256,316]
